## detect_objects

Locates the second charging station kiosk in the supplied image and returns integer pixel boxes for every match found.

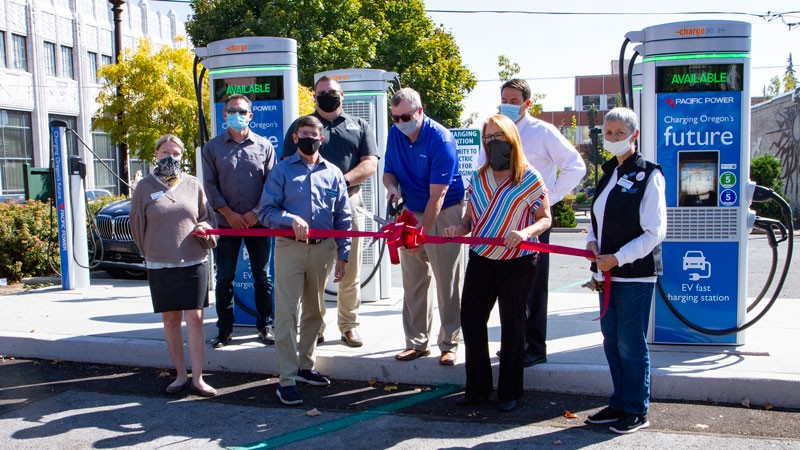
[313,68,397,302]
[627,21,755,344]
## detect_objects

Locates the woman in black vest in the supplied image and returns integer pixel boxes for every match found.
[584,108,667,434]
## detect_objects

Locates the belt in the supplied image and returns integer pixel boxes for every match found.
[295,238,326,245]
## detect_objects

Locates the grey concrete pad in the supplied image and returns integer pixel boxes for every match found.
[1,277,799,408]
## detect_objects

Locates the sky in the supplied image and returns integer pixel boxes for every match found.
[150,0,799,123]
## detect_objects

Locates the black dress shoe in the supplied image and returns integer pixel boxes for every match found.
[497,399,517,412]
[209,333,232,349]
[523,353,547,367]
[455,394,489,406]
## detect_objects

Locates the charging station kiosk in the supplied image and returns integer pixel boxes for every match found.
[51,121,90,290]
[627,21,755,344]
[195,37,299,325]
[314,68,397,301]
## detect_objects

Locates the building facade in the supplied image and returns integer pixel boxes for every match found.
[751,88,800,212]
[0,0,185,196]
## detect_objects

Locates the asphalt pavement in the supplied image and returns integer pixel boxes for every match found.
[0,227,799,448]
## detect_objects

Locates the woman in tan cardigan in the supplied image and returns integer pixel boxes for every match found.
[130,134,218,397]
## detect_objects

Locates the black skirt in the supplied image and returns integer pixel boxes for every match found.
[147,261,209,313]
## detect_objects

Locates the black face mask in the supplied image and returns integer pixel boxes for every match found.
[316,94,341,113]
[297,137,322,155]
[487,140,512,171]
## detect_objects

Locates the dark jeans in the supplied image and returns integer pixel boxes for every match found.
[525,227,551,358]
[462,251,536,402]
[600,281,654,415]
[214,234,273,333]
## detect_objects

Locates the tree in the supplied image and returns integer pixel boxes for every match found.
[94,39,207,167]
[750,153,788,222]
[498,55,521,82]
[784,53,797,92]
[766,76,782,99]
[186,0,476,128]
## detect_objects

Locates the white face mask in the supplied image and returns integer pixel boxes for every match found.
[604,134,633,156]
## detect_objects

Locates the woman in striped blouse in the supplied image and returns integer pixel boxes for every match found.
[444,114,551,413]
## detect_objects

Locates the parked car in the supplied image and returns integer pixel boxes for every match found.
[92,199,147,279]
[85,188,112,202]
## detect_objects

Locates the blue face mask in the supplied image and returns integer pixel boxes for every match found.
[227,112,249,131]
[499,103,524,123]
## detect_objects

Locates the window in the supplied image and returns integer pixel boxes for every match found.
[606,95,621,110]
[0,31,6,68]
[60,45,74,79]
[43,42,56,76]
[92,130,118,194]
[11,34,27,71]
[101,54,113,67]
[581,95,601,111]
[0,110,34,194]
[87,51,98,83]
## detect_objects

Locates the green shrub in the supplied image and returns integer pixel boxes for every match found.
[0,200,60,282]
[750,154,789,223]
[551,200,577,228]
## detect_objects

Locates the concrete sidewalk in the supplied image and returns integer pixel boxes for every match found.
[1,275,799,408]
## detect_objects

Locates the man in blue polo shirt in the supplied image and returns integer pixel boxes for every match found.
[383,87,465,366]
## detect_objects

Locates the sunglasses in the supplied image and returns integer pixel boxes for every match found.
[226,108,249,116]
[316,90,341,97]
[391,112,417,123]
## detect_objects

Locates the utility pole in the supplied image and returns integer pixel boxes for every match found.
[587,105,600,192]
[109,0,129,196]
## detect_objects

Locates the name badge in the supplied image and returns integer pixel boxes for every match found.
[617,177,634,190]
[324,188,338,197]
[150,191,165,200]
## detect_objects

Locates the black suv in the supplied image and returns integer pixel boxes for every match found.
[92,199,146,278]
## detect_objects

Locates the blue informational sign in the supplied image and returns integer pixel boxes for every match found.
[52,127,70,289]
[654,242,739,344]
[211,75,283,326]
[656,90,741,208]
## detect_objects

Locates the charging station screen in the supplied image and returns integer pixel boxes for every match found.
[212,76,286,155]
[678,151,718,207]
[656,64,743,93]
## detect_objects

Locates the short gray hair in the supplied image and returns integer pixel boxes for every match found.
[391,87,421,111]
[604,107,638,134]
[155,134,185,153]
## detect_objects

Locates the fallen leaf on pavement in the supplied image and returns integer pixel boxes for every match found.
[764,403,773,410]
[306,408,321,417]
[384,385,397,391]
[553,440,562,445]
[368,378,377,386]
[564,410,577,419]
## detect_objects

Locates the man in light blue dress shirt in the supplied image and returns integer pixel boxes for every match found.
[258,115,352,406]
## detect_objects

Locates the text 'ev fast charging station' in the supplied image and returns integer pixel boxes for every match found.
[195,37,299,325]
[629,21,754,344]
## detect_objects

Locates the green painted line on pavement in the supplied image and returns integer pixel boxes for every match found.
[232,384,461,450]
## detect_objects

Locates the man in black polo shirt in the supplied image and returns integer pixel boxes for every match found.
[282,76,379,347]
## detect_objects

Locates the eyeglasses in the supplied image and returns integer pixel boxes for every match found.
[226,108,249,116]
[316,90,341,97]
[482,132,506,143]
[391,112,417,123]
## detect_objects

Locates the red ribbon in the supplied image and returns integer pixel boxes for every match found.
[196,215,611,319]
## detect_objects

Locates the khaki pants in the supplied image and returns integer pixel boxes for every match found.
[273,237,336,387]
[399,201,465,353]
[320,191,364,335]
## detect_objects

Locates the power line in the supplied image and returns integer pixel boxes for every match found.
[425,9,800,29]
